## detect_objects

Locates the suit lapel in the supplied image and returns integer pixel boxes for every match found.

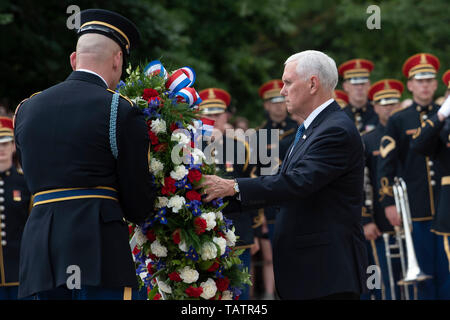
[281,101,340,172]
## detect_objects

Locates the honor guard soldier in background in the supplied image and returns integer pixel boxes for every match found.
[378,53,450,299]
[0,117,31,300]
[339,59,378,132]
[360,80,404,300]
[198,88,256,300]
[334,89,349,109]
[14,9,156,300]
[411,91,450,271]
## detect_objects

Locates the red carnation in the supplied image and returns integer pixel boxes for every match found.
[194,217,207,235]
[185,286,203,298]
[153,293,162,300]
[172,229,181,244]
[186,190,202,202]
[161,177,177,196]
[170,123,178,132]
[168,271,182,282]
[148,130,159,145]
[142,88,159,101]
[187,169,202,183]
[215,277,230,292]
[146,229,156,242]
[207,261,220,272]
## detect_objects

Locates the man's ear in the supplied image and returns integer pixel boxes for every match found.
[406,79,414,93]
[310,76,319,94]
[342,80,350,93]
[70,52,77,71]
[113,50,123,71]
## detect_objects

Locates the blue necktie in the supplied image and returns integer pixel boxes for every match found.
[293,124,305,148]
[288,124,305,158]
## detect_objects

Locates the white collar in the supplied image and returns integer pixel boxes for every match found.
[76,69,109,88]
[302,98,334,129]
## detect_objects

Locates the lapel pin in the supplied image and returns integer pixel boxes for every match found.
[302,135,307,139]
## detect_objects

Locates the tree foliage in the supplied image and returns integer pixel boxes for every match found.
[0,0,448,126]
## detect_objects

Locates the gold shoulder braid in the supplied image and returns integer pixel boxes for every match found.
[107,89,133,106]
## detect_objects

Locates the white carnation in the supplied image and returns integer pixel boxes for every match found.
[170,165,189,180]
[200,278,217,300]
[171,132,191,145]
[180,266,199,284]
[213,236,227,256]
[178,240,189,252]
[156,196,168,208]
[150,158,164,175]
[225,229,236,247]
[201,212,217,231]
[167,195,186,213]
[222,290,233,300]
[134,226,147,247]
[150,239,168,257]
[151,118,167,135]
[192,148,206,164]
[201,241,218,261]
[158,281,172,294]
[215,211,223,221]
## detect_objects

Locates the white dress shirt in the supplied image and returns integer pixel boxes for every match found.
[76,69,109,88]
[302,98,335,130]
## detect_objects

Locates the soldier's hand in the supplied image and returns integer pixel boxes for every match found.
[363,222,381,241]
[198,175,235,202]
[385,205,401,227]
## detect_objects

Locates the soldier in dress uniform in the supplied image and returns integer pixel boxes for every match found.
[198,88,256,300]
[338,59,378,132]
[411,79,450,271]
[360,80,404,300]
[378,53,450,299]
[13,9,156,300]
[0,117,31,300]
[333,89,349,109]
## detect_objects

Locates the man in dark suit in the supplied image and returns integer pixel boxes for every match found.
[14,9,156,299]
[200,50,368,300]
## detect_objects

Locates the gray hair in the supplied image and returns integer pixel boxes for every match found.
[285,50,338,91]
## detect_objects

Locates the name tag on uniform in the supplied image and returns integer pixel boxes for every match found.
[372,150,380,156]
[13,190,21,201]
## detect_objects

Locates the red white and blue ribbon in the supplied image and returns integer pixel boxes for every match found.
[179,67,196,87]
[144,60,168,79]
[166,69,192,93]
[175,87,202,107]
[193,118,215,137]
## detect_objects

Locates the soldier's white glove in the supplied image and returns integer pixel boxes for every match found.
[438,96,450,118]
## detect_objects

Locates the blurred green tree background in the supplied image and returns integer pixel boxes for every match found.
[1,0,448,126]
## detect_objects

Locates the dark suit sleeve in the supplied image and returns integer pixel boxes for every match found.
[377,117,399,209]
[116,104,156,224]
[410,114,445,157]
[361,138,374,226]
[236,125,358,207]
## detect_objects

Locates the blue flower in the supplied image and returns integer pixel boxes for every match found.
[186,246,199,261]
[224,217,233,231]
[115,80,126,92]
[215,266,225,279]
[186,200,202,216]
[153,207,167,225]
[212,198,224,208]
[231,287,242,298]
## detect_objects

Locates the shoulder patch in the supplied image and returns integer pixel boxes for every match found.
[107,88,133,106]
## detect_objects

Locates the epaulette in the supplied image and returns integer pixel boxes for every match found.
[106,89,133,106]
[232,136,250,172]
[390,104,411,117]
[280,127,296,140]
[13,91,41,128]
